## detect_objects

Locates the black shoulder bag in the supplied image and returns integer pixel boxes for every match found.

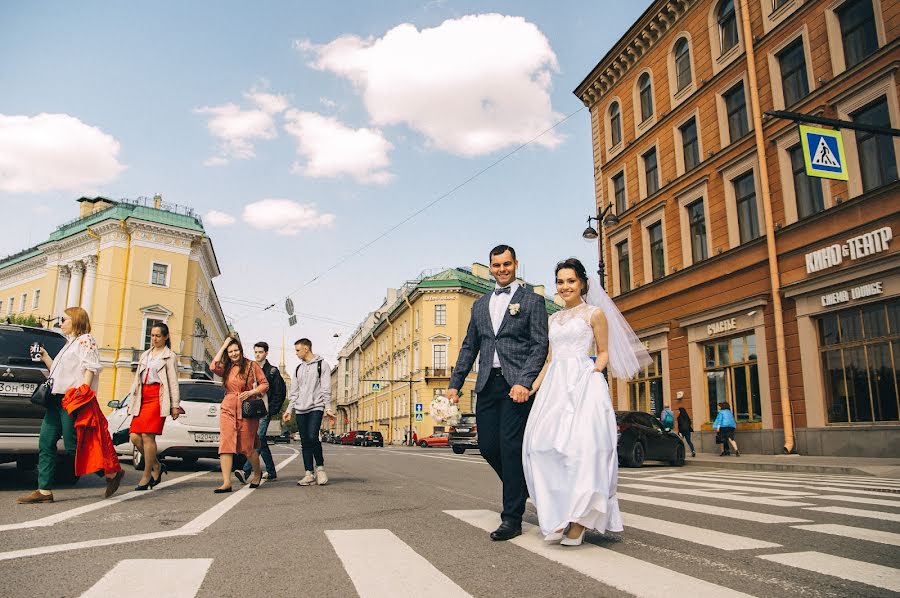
[29,341,75,408]
[240,364,269,419]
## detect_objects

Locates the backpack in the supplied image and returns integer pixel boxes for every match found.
[662,410,674,427]
[295,360,323,383]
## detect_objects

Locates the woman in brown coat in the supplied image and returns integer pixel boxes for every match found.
[210,336,269,492]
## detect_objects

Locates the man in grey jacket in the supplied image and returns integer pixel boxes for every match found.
[282,338,335,486]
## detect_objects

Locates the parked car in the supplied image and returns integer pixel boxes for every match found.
[419,432,449,448]
[107,379,225,469]
[0,324,72,479]
[341,430,365,445]
[266,418,283,444]
[448,413,477,454]
[616,411,685,468]
[273,430,292,444]
[361,431,383,447]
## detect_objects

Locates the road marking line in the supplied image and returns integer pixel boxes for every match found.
[673,473,900,496]
[626,478,816,496]
[792,524,900,547]
[624,512,781,550]
[382,451,489,465]
[0,471,209,532]
[619,483,814,507]
[687,472,900,490]
[758,551,900,593]
[804,506,900,523]
[816,494,900,507]
[618,492,811,523]
[0,449,299,561]
[444,509,755,597]
[80,558,213,597]
[326,529,471,597]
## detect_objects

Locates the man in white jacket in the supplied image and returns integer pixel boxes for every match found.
[283,338,335,486]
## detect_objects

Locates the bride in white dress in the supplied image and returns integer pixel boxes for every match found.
[523,258,650,546]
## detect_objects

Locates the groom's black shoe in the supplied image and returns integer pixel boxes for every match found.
[490,521,522,541]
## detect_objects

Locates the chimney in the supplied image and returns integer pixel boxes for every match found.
[153,194,162,209]
[77,197,95,218]
[471,262,490,280]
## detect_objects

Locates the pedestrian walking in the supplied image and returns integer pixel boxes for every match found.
[714,402,740,457]
[660,404,675,429]
[128,322,181,490]
[677,407,695,458]
[17,307,123,504]
[236,342,286,483]
[412,430,418,445]
[282,338,335,486]
[211,336,269,492]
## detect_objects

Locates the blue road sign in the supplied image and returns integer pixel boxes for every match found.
[415,413,423,422]
[415,403,423,413]
[371,382,381,393]
[799,125,848,180]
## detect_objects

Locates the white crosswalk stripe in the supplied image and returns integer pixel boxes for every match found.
[624,512,781,550]
[805,505,900,522]
[80,559,213,597]
[759,551,900,593]
[792,523,900,547]
[619,483,815,507]
[617,491,812,523]
[817,494,900,507]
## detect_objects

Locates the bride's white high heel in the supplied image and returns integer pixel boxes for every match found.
[544,529,565,543]
[560,526,586,546]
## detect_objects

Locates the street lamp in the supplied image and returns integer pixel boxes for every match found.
[582,204,620,289]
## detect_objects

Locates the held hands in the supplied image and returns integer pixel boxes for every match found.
[509,384,530,403]
[446,388,459,405]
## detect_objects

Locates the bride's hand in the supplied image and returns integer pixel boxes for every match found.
[528,387,538,397]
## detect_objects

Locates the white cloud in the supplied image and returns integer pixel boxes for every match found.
[205,209,236,227]
[319,97,337,109]
[297,14,563,157]
[242,199,335,236]
[0,113,125,193]
[195,88,289,164]
[283,110,393,184]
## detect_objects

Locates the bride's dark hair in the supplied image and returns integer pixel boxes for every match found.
[555,258,590,297]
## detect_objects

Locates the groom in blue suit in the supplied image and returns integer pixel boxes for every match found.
[448,245,549,540]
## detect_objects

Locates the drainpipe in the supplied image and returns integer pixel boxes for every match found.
[386,315,395,445]
[739,0,795,453]
[403,295,416,446]
[109,220,132,403]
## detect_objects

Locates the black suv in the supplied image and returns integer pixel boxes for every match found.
[616,411,685,468]
[0,324,68,472]
[448,413,477,454]
[361,431,383,447]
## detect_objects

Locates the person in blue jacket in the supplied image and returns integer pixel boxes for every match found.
[714,402,740,457]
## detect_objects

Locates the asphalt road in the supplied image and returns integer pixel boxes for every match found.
[0,444,898,597]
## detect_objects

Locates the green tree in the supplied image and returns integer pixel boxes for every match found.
[5,314,43,327]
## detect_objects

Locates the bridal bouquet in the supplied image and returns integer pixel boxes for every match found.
[430,395,461,426]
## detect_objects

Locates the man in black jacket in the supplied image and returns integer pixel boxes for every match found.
[237,342,287,482]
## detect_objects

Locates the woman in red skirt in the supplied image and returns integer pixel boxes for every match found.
[127,323,180,490]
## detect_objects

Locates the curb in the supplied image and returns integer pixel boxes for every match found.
[685,457,900,478]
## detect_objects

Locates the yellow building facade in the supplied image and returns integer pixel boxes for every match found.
[0,195,229,405]
[332,265,559,444]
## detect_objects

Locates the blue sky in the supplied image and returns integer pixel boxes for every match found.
[1,1,649,364]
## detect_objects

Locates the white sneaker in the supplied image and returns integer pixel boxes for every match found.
[315,466,328,486]
[296,471,316,486]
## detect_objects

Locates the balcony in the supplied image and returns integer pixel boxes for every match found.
[190,358,213,380]
[424,366,452,379]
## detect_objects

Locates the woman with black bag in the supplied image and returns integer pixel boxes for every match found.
[210,336,268,493]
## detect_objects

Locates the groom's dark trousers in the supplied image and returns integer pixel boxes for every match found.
[477,368,533,526]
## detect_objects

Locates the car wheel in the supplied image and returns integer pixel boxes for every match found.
[133,445,145,470]
[624,442,645,468]
[452,446,465,454]
[419,441,428,448]
[671,444,686,467]
[181,456,199,466]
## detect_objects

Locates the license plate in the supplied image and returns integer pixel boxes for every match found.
[456,428,469,433]
[192,432,219,443]
[0,382,37,396]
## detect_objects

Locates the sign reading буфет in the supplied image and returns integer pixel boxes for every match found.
[805,227,892,274]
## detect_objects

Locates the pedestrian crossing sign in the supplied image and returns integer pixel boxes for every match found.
[799,124,848,181]
[415,413,423,421]
[371,382,381,393]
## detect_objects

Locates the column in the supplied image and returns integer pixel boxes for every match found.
[66,261,84,308]
[81,256,98,317]
[53,265,70,318]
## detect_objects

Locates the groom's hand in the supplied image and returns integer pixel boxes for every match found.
[446,388,459,404]
[509,385,530,403]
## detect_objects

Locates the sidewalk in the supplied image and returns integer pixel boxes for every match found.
[686,452,900,478]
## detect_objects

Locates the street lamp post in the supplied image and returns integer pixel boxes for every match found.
[582,204,620,289]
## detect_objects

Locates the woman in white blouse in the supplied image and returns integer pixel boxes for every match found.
[127,322,180,490]
[17,307,124,504]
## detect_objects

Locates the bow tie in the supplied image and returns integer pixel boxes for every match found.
[494,286,511,295]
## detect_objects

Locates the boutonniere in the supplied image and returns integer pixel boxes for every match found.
[508,303,521,316]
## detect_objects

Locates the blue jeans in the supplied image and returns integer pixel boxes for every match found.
[243,416,276,476]
[296,410,324,472]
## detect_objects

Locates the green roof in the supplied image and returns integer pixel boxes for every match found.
[0,247,43,270]
[47,202,204,242]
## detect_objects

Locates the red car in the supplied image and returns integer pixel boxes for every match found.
[340,430,365,445]
[419,432,449,447]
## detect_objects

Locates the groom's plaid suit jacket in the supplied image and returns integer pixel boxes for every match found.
[450,285,549,393]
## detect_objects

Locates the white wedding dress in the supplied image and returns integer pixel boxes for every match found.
[523,302,624,538]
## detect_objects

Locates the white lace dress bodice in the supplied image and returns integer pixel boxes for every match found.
[548,302,597,360]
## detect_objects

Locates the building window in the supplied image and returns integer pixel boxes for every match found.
[643,148,659,196]
[778,39,810,106]
[687,199,709,263]
[734,172,760,243]
[0,301,4,315]
[143,318,164,350]
[648,222,665,281]
[628,352,663,414]
[32,290,40,310]
[20,294,27,313]
[674,38,692,92]
[432,345,448,374]
[772,0,789,9]
[788,144,825,219]
[151,263,169,287]
[7,297,12,315]
[705,333,761,422]
[638,73,654,122]
[724,82,749,142]
[852,97,898,192]
[612,171,627,214]
[718,0,739,53]
[609,102,622,147]
[680,118,700,171]
[838,0,879,69]
[434,304,446,326]
[617,240,631,293]
[819,299,899,423]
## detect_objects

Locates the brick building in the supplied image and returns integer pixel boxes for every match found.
[575,0,898,456]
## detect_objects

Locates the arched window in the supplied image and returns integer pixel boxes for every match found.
[718,0,739,53]
[609,102,622,146]
[638,73,654,121]
[674,38,692,91]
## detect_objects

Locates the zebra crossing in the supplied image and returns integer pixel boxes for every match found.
[71,467,900,597]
